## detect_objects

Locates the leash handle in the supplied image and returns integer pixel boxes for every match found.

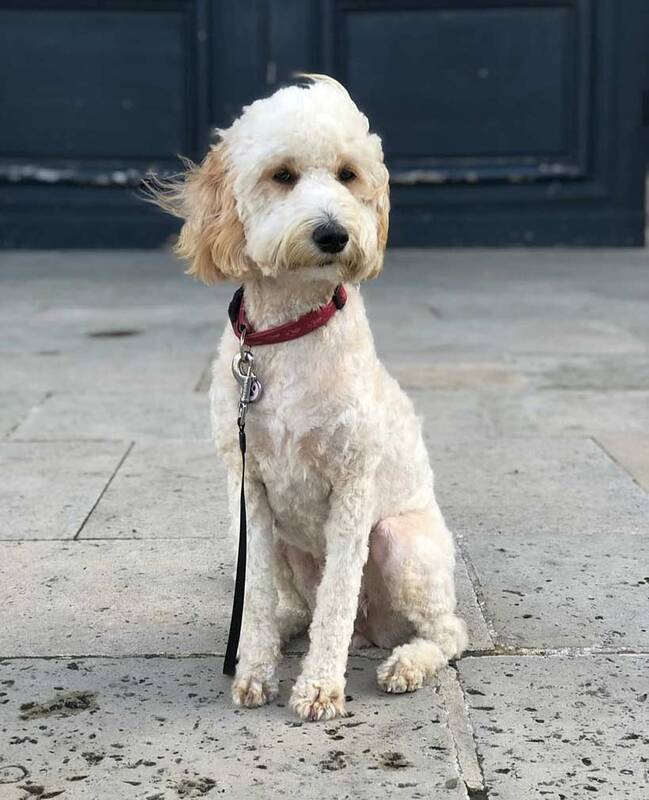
[223,426,247,676]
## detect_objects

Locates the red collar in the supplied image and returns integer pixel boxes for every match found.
[228,284,347,346]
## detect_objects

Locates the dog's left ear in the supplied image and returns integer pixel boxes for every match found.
[367,172,390,279]
[376,179,390,254]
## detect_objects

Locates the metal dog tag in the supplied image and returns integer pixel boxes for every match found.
[232,351,263,403]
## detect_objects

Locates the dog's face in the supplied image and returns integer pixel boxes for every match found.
[153,76,389,284]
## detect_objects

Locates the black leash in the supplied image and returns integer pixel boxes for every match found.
[221,286,345,677]
[222,424,247,676]
[223,331,261,677]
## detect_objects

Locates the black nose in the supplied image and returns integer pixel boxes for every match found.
[312,221,349,254]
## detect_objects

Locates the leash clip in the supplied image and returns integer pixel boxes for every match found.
[232,349,263,408]
[236,353,252,429]
[232,326,263,409]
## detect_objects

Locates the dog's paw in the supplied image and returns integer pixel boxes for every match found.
[289,679,347,721]
[377,654,425,694]
[232,672,278,709]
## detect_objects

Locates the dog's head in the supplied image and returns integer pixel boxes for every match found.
[148,75,389,285]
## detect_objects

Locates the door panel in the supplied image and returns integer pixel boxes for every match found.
[336,5,585,170]
[0,9,190,159]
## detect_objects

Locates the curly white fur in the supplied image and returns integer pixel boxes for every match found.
[151,75,467,721]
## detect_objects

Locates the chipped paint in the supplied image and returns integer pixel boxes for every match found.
[390,161,583,186]
[2,160,583,188]
[0,164,163,187]
[391,169,449,185]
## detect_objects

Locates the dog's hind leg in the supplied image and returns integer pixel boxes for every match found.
[367,508,468,694]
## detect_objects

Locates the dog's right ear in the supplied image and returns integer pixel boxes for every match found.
[144,140,251,283]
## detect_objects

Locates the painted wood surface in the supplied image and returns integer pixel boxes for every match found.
[0,0,646,247]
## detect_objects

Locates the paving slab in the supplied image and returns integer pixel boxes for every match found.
[1,308,218,357]
[80,440,228,540]
[490,390,649,437]
[513,354,649,391]
[374,317,644,360]
[0,349,212,394]
[375,248,649,296]
[386,360,528,391]
[432,437,649,540]
[0,441,129,541]
[0,251,227,314]
[391,285,637,324]
[598,294,649,343]
[0,540,228,657]
[597,434,649,492]
[462,530,649,649]
[10,391,210,442]
[0,657,466,800]
[459,654,649,800]
[410,390,498,442]
[0,538,489,661]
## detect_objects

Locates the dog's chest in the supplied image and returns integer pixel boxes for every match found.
[213,298,372,554]
[263,458,331,553]
[247,396,335,553]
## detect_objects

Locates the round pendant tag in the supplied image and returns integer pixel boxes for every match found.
[248,377,262,402]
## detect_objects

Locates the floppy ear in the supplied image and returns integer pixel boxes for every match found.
[145,140,251,283]
[376,178,390,254]
[367,175,390,279]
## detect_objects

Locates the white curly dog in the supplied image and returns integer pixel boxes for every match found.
[152,75,467,721]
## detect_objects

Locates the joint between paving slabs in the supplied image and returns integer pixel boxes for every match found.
[73,440,135,540]
[591,435,648,494]
[194,352,215,393]
[455,534,497,650]
[3,390,53,440]
[5,643,648,664]
[439,666,489,798]
[0,653,221,663]
[461,645,649,658]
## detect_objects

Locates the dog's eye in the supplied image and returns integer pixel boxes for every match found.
[338,167,356,183]
[272,168,296,185]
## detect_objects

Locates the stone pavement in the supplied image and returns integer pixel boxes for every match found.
[1,249,648,800]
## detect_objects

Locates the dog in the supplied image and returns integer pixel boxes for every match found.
[150,75,467,721]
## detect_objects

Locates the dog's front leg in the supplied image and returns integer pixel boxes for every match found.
[290,476,372,721]
[228,470,281,709]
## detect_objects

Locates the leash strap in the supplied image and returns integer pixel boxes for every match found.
[223,426,247,676]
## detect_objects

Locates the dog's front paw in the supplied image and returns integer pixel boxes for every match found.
[377,654,425,694]
[290,679,347,721]
[232,671,278,709]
